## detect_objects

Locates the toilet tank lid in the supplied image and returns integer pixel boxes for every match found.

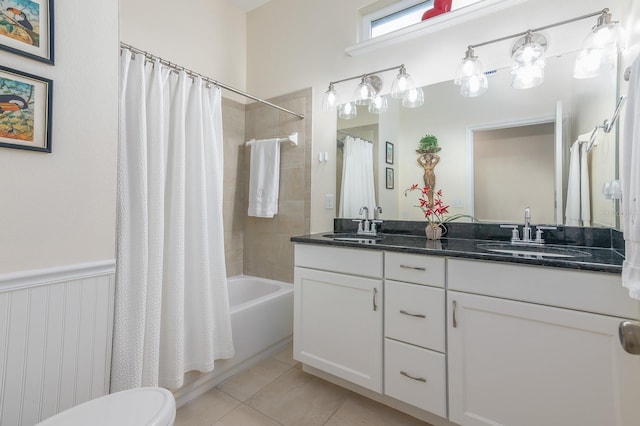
[36,387,176,426]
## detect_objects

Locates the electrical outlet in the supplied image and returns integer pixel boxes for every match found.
[452,199,464,208]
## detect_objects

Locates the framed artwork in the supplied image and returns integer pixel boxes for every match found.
[386,167,394,189]
[0,0,54,64]
[386,141,394,164]
[0,65,52,153]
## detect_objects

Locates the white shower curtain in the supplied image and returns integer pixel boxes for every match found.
[339,136,377,218]
[111,50,234,392]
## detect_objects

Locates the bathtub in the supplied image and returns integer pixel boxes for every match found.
[175,275,293,407]
[224,275,294,368]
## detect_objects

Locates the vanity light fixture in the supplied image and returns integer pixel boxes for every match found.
[322,83,340,112]
[511,31,547,89]
[354,76,377,105]
[454,47,488,97]
[323,64,423,118]
[574,9,623,79]
[455,8,622,97]
[390,65,414,99]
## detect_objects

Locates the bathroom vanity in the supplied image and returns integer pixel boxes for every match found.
[291,229,640,426]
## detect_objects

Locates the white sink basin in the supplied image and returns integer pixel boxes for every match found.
[477,243,591,259]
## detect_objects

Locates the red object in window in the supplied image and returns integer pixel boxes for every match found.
[421,0,453,20]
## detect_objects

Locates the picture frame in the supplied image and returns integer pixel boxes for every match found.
[386,167,394,189]
[0,65,52,153]
[385,141,394,164]
[0,0,54,64]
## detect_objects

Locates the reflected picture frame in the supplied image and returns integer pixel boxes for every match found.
[0,65,53,153]
[0,0,54,64]
[386,167,394,189]
[386,141,393,164]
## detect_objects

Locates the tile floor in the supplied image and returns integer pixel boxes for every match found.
[175,342,432,426]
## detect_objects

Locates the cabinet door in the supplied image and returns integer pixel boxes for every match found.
[448,291,640,426]
[294,267,383,392]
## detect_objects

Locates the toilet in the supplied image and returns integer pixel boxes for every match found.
[36,387,176,426]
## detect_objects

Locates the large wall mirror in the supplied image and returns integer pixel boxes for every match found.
[337,51,620,228]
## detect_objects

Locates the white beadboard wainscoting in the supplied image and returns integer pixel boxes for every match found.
[0,260,115,426]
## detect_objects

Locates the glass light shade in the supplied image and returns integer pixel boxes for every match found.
[391,70,414,98]
[454,47,483,85]
[368,94,388,114]
[573,21,622,79]
[511,60,545,89]
[354,79,376,105]
[512,40,544,64]
[322,85,340,112]
[460,73,488,97]
[338,102,357,120]
[402,87,424,108]
[510,33,546,89]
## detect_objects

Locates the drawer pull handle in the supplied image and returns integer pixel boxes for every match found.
[373,287,378,311]
[399,310,426,319]
[452,300,458,328]
[400,371,427,383]
[400,265,426,271]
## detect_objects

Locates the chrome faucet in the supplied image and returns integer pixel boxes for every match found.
[359,206,369,221]
[501,206,557,245]
[523,207,532,242]
[374,206,382,220]
[354,206,382,236]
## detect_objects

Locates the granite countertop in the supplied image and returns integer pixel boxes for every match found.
[290,232,625,274]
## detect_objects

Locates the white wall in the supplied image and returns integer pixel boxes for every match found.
[0,0,119,273]
[120,0,247,99]
[246,0,628,232]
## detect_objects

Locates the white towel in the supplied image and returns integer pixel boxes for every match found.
[622,55,640,300]
[248,138,280,218]
[565,133,591,226]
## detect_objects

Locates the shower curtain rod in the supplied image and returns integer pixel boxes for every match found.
[120,42,305,120]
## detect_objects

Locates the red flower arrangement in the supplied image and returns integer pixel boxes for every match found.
[404,184,470,228]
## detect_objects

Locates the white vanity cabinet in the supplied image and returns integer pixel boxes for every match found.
[293,244,384,392]
[383,252,447,417]
[447,259,640,426]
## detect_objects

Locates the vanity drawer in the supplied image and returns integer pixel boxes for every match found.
[385,280,445,351]
[384,338,446,417]
[295,244,383,278]
[384,252,444,287]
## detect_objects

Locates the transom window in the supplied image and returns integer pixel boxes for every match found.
[371,1,434,38]
[361,0,484,41]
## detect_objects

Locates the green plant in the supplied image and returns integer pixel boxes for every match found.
[418,134,439,152]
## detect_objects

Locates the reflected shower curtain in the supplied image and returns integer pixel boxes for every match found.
[339,136,377,218]
[112,49,234,391]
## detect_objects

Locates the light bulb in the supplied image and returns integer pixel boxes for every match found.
[354,77,375,105]
[368,94,388,114]
[460,73,488,97]
[338,102,357,120]
[402,87,424,108]
[511,60,545,89]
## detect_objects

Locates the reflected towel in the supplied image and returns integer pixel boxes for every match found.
[622,55,640,300]
[247,138,280,218]
[565,133,591,226]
